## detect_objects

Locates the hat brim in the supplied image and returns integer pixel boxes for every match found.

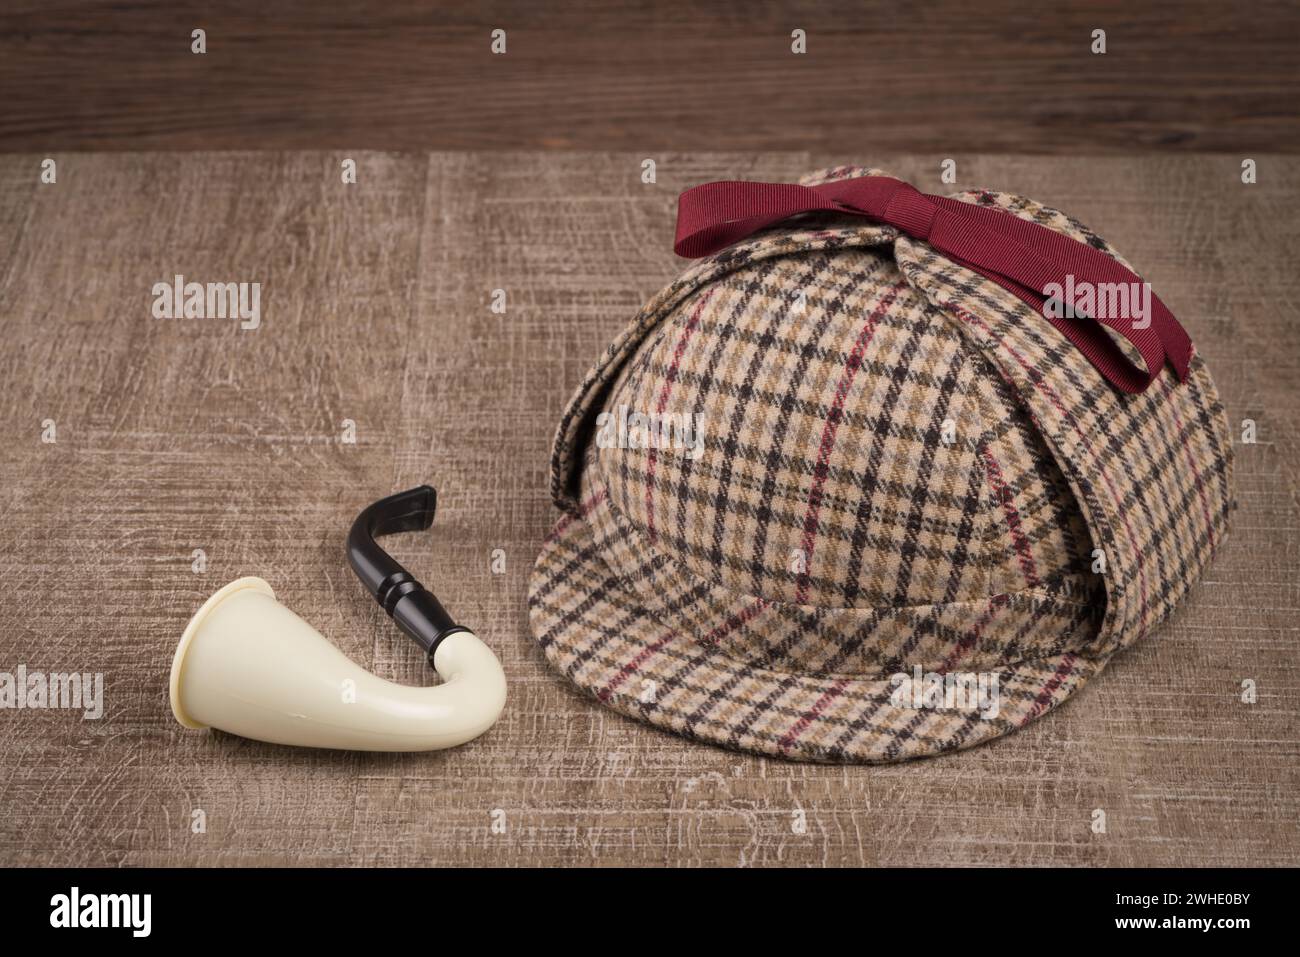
[528,500,1110,764]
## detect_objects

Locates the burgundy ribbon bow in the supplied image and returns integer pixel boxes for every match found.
[674,176,1192,394]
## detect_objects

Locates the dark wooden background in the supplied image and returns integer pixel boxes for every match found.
[1,0,1298,153]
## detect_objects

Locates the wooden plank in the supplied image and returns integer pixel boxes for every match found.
[1,1,1298,153]
[0,152,1295,866]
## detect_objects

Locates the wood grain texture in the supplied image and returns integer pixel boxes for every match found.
[0,152,1296,867]
[1,1,1299,153]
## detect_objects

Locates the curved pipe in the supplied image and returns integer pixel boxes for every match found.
[346,485,469,663]
[169,488,507,752]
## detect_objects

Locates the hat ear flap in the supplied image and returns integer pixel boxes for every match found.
[893,188,1233,652]
[548,270,707,513]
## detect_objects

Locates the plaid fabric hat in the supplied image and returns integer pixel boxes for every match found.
[528,165,1233,763]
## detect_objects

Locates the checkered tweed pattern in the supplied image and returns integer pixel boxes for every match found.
[529,166,1233,763]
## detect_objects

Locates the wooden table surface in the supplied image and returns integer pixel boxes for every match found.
[0,152,1296,867]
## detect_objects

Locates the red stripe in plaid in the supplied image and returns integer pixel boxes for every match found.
[597,628,676,702]
[547,489,608,542]
[699,598,770,648]
[645,288,714,544]
[1020,653,1079,725]
[794,282,905,604]
[599,594,771,703]
[980,443,1042,589]
[778,677,851,754]
[937,594,1008,674]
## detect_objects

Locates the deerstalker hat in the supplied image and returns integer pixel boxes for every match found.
[528,165,1232,763]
